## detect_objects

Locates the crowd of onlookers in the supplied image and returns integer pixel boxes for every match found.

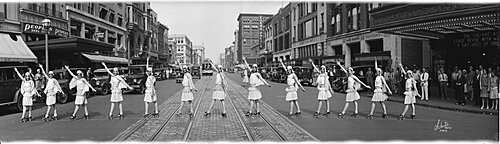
[362,65,499,110]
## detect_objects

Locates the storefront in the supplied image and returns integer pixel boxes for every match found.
[291,34,326,67]
[0,31,38,66]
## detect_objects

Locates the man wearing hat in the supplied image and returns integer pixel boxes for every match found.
[38,64,63,121]
[205,65,227,117]
[177,65,198,117]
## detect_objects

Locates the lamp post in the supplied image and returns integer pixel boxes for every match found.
[42,18,51,72]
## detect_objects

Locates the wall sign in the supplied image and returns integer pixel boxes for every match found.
[23,23,69,38]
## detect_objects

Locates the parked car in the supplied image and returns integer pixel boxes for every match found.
[153,68,167,81]
[270,67,286,83]
[89,67,128,95]
[331,65,373,93]
[293,66,314,86]
[51,67,88,103]
[174,68,183,83]
[126,65,147,94]
[191,66,201,79]
[0,66,30,111]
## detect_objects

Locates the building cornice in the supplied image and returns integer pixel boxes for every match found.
[66,6,126,32]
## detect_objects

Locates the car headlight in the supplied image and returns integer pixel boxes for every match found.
[96,81,100,85]
[133,79,137,83]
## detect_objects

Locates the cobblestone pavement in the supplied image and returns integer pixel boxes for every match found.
[113,76,318,141]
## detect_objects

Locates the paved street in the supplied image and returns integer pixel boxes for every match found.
[226,73,499,141]
[0,79,188,141]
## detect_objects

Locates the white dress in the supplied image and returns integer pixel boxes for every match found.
[403,78,417,104]
[44,78,61,105]
[345,76,361,102]
[71,78,89,105]
[110,76,127,102]
[285,74,298,101]
[248,73,264,100]
[212,73,226,100]
[144,76,157,102]
[372,76,388,102]
[21,81,35,106]
[181,73,195,102]
[316,73,332,100]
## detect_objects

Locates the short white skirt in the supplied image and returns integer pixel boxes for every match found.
[110,89,124,102]
[22,92,33,106]
[248,87,262,100]
[243,76,249,83]
[46,92,56,105]
[345,89,360,102]
[404,91,416,104]
[144,89,157,102]
[212,85,225,100]
[75,95,88,105]
[371,88,388,102]
[285,87,298,101]
[181,87,194,102]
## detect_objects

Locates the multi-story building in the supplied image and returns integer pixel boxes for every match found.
[289,2,331,67]
[219,53,225,66]
[126,2,150,65]
[262,15,274,67]
[169,34,193,65]
[167,40,177,64]
[225,45,234,68]
[233,29,239,65]
[270,4,293,66]
[236,13,273,64]
[158,23,169,65]
[192,45,205,65]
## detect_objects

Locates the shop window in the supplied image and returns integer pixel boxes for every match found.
[70,20,82,37]
[367,39,384,52]
[348,42,361,54]
[332,45,342,56]
[84,24,96,39]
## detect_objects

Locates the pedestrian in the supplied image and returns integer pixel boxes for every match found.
[39,65,63,121]
[451,66,460,101]
[489,70,498,110]
[102,62,133,120]
[479,68,490,109]
[413,68,421,95]
[66,66,97,120]
[368,64,392,119]
[366,68,374,91]
[467,66,476,102]
[205,65,227,117]
[392,68,400,94]
[455,70,467,105]
[242,69,249,87]
[420,67,429,101]
[398,64,419,120]
[245,64,271,116]
[34,68,44,96]
[176,65,197,117]
[313,65,333,117]
[337,62,371,118]
[438,68,449,101]
[14,67,37,122]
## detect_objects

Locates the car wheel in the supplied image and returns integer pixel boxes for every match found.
[63,88,75,101]
[101,84,110,95]
[56,91,68,104]
[16,91,23,112]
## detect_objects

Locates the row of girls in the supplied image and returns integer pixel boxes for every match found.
[16,59,160,123]
[241,59,420,120]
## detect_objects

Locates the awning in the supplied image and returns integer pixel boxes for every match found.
[81,53,128,64]
[0,33,38,62]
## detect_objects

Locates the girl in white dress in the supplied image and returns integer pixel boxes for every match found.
[243,69,249,86]
[102,63,133,119]
[337,62,371,118]
[368,68,392,119]
[246,64,271,116]
[205,65,227,117]
[399,64,420,120]
[176,65,198,117]
[14,68,36,122]
[144,67,159,117]
[66,66,97,120]
[314,66,333,117]
[39,65,63,121]
[285,66,305,116]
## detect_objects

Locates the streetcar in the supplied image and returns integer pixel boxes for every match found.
[201,60,214,76]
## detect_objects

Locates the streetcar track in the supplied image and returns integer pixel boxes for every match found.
[182,88,206,141]
[226,83,287,141]
[225,86,255,141]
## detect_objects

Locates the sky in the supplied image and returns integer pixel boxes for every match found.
[151,1,289,64]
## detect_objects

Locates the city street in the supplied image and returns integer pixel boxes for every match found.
[0,79,189,141]
[226,73,499,141]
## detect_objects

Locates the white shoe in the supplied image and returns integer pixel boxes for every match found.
[481,106,484,109]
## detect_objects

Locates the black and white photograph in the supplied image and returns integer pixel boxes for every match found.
[0,0,498,143]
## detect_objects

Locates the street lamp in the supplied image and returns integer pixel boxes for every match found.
[42,18,51,72]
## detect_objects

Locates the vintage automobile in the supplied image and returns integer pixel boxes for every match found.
[89,67,128,95]
[270,67,286,83]
[175,68,183,83]
[191,65,201,79]
[51,67,88,103]
[331,65,374,93]
[293,66,314,86]
[153,68,167,81]
[126,65,147,94]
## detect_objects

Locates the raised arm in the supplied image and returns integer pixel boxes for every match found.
[64,66,77,78]
[82,79,96,92]
[38,64,50,80]
[399,63,407,76]
[352,75,370,88]
[146,56,150,69]
[278,58,288,72]
[14,67,26,81]
[101,62,115,76]
[293,74,306,92]
[382,77,392,94]
[375,57,378,71]
[209,61,219,73]
[309,58,320,73]
[242,57,251,71]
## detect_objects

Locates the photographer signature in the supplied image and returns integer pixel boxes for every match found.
[434,119,452,132]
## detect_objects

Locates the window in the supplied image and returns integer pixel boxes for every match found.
[251,25,258,29]
[99,7,108,20]
[243,25,250,29]
[117,17,123,26]
[87,3,94,15]
[320,13,324,32]
[304,20,312,38]
[109,12,115,23]
[336,14,341,34]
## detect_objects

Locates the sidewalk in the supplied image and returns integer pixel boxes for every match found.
[361,85,499,115]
